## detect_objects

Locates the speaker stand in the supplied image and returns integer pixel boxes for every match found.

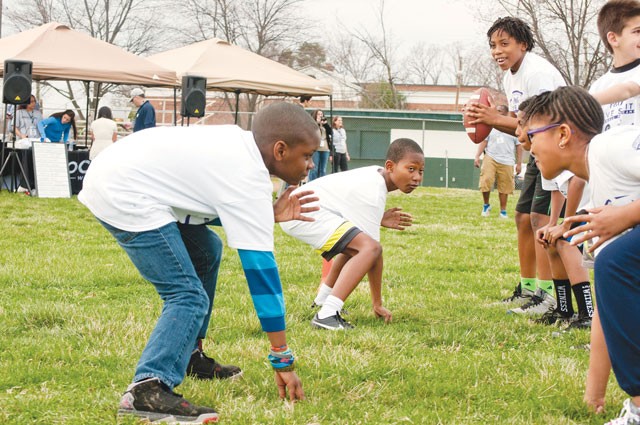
[0,107,32,193]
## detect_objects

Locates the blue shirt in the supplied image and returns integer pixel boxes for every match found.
[37,116,71,142]
[133,100,156,132]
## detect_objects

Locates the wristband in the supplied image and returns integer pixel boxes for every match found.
[268,347,295,371]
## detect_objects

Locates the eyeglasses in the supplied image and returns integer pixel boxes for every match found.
[526,122,563,141]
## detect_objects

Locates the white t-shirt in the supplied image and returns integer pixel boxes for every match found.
[589,60,640,130]
[541,170,591,210]
[586,125,640,256]
[332,128,347,154]
[484,129,519,166]
[503,52,566,113]
[89,117,118,160]
[79,125,275,251]
[588,125,640,208]
[283,166,388,242]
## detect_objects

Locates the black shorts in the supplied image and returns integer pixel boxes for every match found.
[516,156,551,215]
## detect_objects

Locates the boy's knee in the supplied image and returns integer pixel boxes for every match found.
[366,239,383,257]
[515,211,530,228]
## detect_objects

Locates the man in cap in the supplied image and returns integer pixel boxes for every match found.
[131,88,156,132]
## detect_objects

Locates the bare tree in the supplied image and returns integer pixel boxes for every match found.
[487,0,610,87]
[405,42,446,85]
[325,0,404,109]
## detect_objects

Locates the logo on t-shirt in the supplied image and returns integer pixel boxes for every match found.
[510,90,524,113]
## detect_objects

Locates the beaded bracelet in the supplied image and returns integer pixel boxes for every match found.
[268,345,295,371]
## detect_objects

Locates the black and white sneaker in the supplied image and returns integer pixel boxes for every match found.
[508,290,557,315]
[311,312,354,330]
[502,283,535,303]
[187,348,242,380]
[118,378,219,424]
[534,309,572,326]
[563,313,592,331]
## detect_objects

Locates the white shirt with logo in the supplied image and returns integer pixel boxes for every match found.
[503,52,566,114]
[589,61,640,131]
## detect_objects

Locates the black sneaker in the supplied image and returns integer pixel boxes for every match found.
[502,284,535,303]
[187,349,243,380]
[311,312,354,330]
[534,309,572,326]
[118,378,219,424]
[564,313,592,331]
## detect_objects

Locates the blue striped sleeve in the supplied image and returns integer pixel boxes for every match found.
[237,249,285,332]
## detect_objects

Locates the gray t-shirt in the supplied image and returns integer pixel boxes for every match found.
[484,129,518,166]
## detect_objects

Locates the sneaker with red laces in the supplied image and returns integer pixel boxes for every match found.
[118,378,219,424]
[187,348,243,380]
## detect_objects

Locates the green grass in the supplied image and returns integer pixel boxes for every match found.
[0,188,624,424]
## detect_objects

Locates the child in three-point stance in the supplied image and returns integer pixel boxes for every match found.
[281,138,424,330]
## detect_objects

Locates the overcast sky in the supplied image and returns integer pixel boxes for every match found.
[302,0,483,47]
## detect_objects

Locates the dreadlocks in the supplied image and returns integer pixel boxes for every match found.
[487,17,536,51]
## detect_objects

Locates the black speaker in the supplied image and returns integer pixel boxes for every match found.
[181,75,206,118]
[3,60,32,105]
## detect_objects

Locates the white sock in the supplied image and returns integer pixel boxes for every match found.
[317,295,344,319]
[314,283,333,306]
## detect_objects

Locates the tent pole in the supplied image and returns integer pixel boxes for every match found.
[234,91,240,125]
[173,87,177,126]
[84,81,90,148]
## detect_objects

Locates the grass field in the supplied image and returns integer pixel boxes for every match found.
[0,187,624,424]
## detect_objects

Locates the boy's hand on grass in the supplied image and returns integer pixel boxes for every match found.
[381,207,413,230]
[274,370,304,402]
[584,394,605,415]
[373,305,392,323]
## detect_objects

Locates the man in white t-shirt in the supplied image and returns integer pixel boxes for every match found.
[79,102,319,423]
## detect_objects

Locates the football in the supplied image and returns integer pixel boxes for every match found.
[463,88,493,144]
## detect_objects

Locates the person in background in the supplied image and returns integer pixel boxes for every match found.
[130,88,156,132]
[308,109,332,181]
[90,106,118,160]
[474,105,522,218]
[331,116,349,173]
[37,109,77,145]
[298,95,312,109]
[14,95,43,140]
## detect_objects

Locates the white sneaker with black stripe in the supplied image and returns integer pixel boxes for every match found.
[508,289,556,315]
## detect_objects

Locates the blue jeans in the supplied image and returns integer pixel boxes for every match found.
[309,150,329,181]
[99,220,222,389]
